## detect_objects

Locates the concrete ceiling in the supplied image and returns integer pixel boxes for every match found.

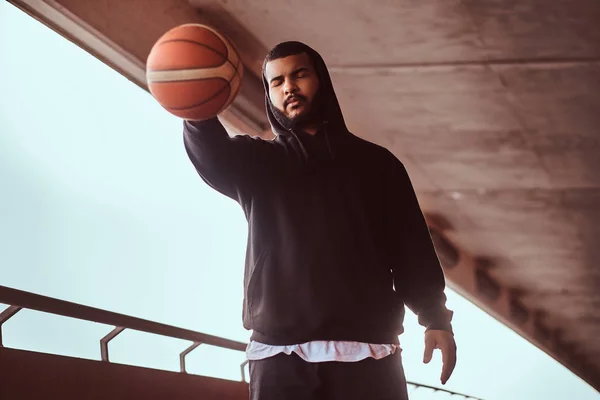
[196,0,600,387]
[10,0,600,391]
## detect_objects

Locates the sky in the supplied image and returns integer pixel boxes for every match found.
[0,2,598,399]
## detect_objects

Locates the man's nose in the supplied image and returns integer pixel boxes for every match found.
[283,80,298,95]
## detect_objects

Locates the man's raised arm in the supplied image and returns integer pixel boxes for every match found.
[183,117,277,201]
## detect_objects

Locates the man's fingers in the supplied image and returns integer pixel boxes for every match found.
[423,336,435,364]
[440,342,457,385]
[424,331,457,384]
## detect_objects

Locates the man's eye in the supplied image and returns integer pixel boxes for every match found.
[271,81,282,87]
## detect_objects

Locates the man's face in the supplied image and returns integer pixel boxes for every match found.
[265,53,320,129]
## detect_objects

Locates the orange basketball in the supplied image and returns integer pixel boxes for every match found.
[146,24,243,121]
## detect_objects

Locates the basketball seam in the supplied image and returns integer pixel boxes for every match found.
[155,39,228,66]
[224,58,243,110]
[151,39,240,77]
[158,77,232,111]
[148,60,241,75]
[221,59,242,113]
[149,74,225,83]
[165,62,241,112]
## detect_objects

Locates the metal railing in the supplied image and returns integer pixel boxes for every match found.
[0,285,249,379]
[0,285,482,399]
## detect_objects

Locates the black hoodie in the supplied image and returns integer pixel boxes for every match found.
[183,42,453,345]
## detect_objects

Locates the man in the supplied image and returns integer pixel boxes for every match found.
[183,41,456,400]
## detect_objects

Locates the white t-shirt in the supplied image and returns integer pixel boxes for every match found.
[246,340,400,363]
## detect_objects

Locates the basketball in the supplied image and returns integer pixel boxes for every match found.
[146,24,243,120]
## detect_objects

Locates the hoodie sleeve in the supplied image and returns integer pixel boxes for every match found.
[384,152,454,333]
[183,117,275,202]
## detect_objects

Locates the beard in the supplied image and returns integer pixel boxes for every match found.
[270,91,323,131]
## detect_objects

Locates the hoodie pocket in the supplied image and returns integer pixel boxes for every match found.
[247,248,270,319]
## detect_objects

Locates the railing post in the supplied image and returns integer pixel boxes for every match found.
[0,306,22,347]
[100,326,125,362]
[179,342,202,373]
[240,360,249,383]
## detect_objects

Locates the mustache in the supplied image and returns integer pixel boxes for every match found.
[284,94,307,107]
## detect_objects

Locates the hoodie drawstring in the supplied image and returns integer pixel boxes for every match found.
[289,129,310,162]
[323,122,336,160]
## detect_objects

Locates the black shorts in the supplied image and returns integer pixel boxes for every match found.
[249,351,409,400]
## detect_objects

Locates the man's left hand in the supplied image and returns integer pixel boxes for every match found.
[423,329,456,385]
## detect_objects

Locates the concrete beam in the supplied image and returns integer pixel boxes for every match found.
[428,221,600,391]
[9,0,269,136]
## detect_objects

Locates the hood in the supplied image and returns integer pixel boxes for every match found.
[261,42,349,138]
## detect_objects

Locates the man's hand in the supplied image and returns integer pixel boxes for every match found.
[423,329,456,385]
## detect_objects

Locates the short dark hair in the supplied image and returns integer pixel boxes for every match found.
[262,41,314,77]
